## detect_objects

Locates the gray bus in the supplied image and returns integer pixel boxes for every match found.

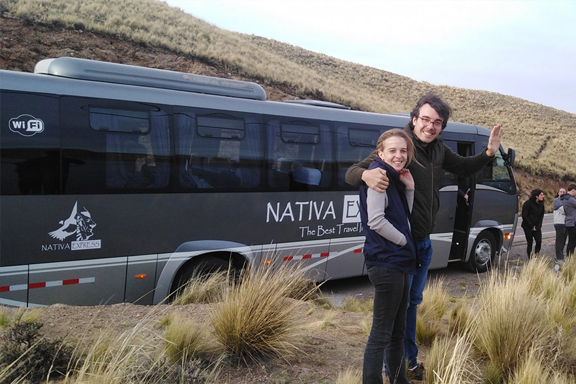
[0,58,518,307]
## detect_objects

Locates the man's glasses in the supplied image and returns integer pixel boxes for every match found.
[418,116,443,129]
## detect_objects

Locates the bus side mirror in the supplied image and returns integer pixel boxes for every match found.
[504,148,515,167]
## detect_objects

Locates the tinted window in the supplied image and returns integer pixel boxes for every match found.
[176,110,262,190]
[0,91,61,195]
[480,150,516,194]
[61,97,170,194]
[267,119,333,191]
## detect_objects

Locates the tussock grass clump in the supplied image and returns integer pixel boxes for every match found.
[359,315,372,337]
[66,327,162,384]
[416,278,449,346]
[162,313,220,363]
[307,310,339,331]
[341,296,373,313]
[172,269,229,305]
[335,368,362,384]
[209,263,317,362]
[448,299,472,336]
[471,265,560,380]
[425,333,479,384]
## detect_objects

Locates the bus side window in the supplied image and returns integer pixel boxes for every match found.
[89,107,170,191]
[336,126,382,189]
[267,120,333,191]
[480,150,516,194]
[176,111,262,190]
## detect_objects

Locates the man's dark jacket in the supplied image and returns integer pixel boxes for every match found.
[345,123,494,242]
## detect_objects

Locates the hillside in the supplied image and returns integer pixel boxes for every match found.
[1,0,574,208]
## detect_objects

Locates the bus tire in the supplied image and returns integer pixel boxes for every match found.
[170,256,231,299]
[466,232,496,273]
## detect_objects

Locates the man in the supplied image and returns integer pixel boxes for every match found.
[345,91,503,380]
[561,184,576,256]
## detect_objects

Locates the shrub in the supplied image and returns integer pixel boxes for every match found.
[0,317,73,383]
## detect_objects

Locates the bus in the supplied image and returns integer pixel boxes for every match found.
[0,57,518,307]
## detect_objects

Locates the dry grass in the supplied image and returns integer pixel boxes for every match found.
[162,313,220,362]
[172,270,230,305]
[335,368,362,384]
[416,278,449,347]
[341,296,374,313]
[2,0,575,186]
[5,254,576,382]
[425,333,480,384]
[209,263,318,363]
[63,314,166,384]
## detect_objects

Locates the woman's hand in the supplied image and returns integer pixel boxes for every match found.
[399,169,415,190]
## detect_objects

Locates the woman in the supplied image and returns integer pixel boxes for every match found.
[359,129,418,384]
[521,189,545,258]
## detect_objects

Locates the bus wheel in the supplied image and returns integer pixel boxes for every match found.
[170,257,231,301]
[466,232,496,273]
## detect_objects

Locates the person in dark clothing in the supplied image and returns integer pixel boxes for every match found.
[360,129,416,384]
[521,189,545,258]
[346,91,503,380]
[561,184,576,256]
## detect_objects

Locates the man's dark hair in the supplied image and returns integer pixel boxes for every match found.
[409,91,453,130]
[568,183,576,192]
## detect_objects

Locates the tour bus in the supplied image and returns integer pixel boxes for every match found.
[0,58,518,307]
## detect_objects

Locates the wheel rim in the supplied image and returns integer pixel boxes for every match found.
[474,239,492,266]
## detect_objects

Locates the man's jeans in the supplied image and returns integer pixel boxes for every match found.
[405,237,433,368]
[363,266,411,384]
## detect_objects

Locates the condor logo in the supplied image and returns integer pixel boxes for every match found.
[9,114,45,137]
[43,202,102,252]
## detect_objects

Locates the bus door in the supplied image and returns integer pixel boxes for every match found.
[449,142,475,261]
[432,139,475,268]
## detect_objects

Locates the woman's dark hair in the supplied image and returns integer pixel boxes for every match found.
[530,189,543,201]
[409,91,452,130]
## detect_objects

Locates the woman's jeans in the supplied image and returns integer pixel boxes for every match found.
[363,265,411,384]
[383,237,432,376]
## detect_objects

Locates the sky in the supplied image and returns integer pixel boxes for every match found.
[163,0,576,114]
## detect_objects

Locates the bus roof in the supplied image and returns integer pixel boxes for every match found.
[2,57,490,135]
[34,57,267,101]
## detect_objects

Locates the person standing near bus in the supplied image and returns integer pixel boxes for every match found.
[359,129,417,384]
[346,91,503,380]
[561,184,576,256]
[521,189,545,258]
[554,187,568,263]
